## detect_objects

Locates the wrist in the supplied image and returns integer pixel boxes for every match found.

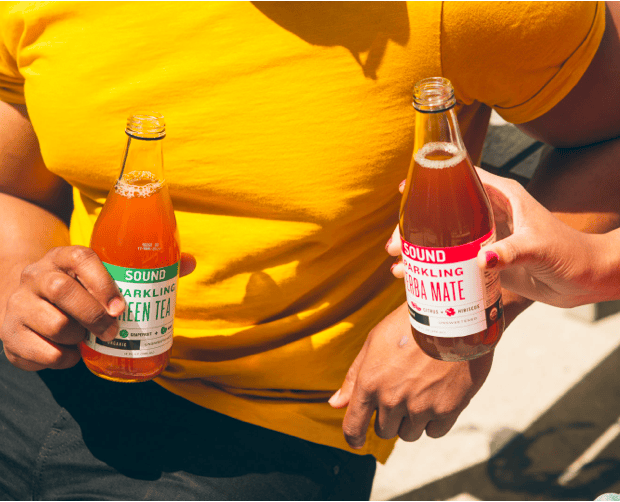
[590,229,620,302]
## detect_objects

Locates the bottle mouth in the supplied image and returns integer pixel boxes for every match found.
[125,112,166,139]
[413,77,456,112]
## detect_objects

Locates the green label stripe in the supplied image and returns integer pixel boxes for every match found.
[102,262,179,284]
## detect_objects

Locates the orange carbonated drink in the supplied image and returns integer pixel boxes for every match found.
[79,113,180,382]
[399,78,504,362]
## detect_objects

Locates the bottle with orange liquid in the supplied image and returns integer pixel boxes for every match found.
[79,112,180,382]
[399,77,504,362]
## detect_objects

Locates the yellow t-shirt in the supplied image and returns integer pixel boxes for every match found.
[0,1,604,463]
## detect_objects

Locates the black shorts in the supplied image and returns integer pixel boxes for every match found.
[0,350,376,500]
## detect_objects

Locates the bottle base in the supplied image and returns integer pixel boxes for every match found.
[421,346,496,362]
[82,362,162,383]
[413,320,504,362]
[79,342,169,383]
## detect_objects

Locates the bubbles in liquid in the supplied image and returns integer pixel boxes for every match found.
[415,142,465,169]
[115,171,164,198]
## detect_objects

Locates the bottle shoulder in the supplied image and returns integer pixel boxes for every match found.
[91,187,180,268]
[400,161,493,248]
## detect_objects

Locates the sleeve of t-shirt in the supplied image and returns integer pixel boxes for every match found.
[0,5,26,104]
[441,1,605,124]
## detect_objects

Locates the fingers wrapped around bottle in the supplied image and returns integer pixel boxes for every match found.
[1,246,125,371]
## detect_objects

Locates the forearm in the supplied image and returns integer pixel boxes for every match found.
[531,139,620,298]
[500,136,620,308]
[584,228,620,303]
[0,192,69,325]
[493,137,620,319]
[0,101,74,326]
[527,138,620,234]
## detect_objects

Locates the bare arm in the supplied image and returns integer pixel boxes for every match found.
[0,101,73,326]
[0,101,129,370]
[516,2,620,231]
[491,138,620,320]
[518,2,620,148]
[527,139,620,234]
[489,2,620,306]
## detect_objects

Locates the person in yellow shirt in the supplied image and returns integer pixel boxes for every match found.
[0,1,618,499]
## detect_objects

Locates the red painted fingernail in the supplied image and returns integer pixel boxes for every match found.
[399,180,406,191]
[385,237,392,250]
[485,251,499,269]
[390,260,399,272]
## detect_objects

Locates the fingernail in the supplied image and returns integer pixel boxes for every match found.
[390,260,399,272]
[485,251,499,269]
[108,297,125,316]
[385,237,392,251]
[399,180,406,191]
[328,389,341,406]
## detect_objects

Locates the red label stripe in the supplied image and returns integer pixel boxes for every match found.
[401,230,493,264]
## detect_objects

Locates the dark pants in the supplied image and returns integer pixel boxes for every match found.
[0,350,376,500]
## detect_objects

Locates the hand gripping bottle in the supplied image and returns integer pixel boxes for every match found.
[400,78,504,361]
[79,112,181,381]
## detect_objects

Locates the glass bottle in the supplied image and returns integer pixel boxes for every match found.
[79,112,181,381]
[399,77,504,361]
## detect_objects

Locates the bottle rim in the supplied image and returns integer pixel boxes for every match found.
[125,112,166,140]
[413,77,456,113]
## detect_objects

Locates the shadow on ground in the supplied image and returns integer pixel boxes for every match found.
[392,344,620,501]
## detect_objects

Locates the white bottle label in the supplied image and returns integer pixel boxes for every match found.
[84,262,179,358]
[401,230,502,338]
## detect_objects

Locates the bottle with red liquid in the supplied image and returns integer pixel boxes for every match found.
[399,77,504,362]
[79,112,181,382]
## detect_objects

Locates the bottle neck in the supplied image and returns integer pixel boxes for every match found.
[413,106,466,158]
[118,135,165,183]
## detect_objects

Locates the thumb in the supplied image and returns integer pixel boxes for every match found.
[328,338,369,409]
[180,252,197,277]
[477,235,531,273]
